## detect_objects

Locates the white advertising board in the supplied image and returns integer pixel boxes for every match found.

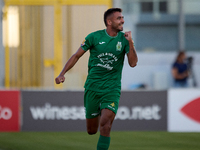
[168,89,200,132]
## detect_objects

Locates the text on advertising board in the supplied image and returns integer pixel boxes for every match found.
[29,103,161,121]
[0,91,20,132]
[0,106,12,120]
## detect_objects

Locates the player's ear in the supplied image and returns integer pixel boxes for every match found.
[107,19,112,26]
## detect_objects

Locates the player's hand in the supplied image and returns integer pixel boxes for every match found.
[55,75,65,84]
[124,31,132,41]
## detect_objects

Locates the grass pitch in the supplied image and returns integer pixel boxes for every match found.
[0,131,200,150]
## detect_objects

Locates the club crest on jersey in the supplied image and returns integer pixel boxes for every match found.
[116,42,122,51]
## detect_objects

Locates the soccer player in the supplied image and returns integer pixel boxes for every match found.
[55,8,138,150]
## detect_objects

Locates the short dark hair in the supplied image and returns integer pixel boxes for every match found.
[104,8,122,26]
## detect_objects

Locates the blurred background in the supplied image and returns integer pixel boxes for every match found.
[0,1,200,146]
[0,0,199,90]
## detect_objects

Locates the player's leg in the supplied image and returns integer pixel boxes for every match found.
[97,91,120,150]
[99,108,115,137]
[97,109,115,150]
[86,116,100,135]
[84,89,101,135]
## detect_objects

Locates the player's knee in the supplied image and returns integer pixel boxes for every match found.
[100,122,111,133]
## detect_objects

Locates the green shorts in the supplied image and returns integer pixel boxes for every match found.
[84,89,121,119]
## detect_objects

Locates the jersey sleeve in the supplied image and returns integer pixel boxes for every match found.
[124,39,130,54]
[81,33,94,51]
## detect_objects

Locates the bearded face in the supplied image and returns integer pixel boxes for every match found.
[108,12,124,32]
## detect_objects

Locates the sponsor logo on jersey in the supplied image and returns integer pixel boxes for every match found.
[116,42,122,51]
[99,42,105,44]
[96,53,118,70]
[100,58,114,64]
[81,40,86,46]
[91,113,99,116]
[108,102,115,110]
[110,102,115,107]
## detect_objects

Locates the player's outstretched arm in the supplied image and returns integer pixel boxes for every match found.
[124,31,138,67]
[55,47,86,84]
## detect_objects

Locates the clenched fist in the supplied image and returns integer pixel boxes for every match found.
[55,75,65,84]
[124,31,132,41]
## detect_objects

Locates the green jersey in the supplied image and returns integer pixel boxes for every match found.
[81,29,130,92]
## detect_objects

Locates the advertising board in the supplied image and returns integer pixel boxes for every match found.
[22,91,85,131]
[113,91,167,131]
[168,89,200,132]
[22,91,167,131]
[0,90,20,131]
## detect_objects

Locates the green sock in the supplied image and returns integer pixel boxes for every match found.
[97,135,111,150]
